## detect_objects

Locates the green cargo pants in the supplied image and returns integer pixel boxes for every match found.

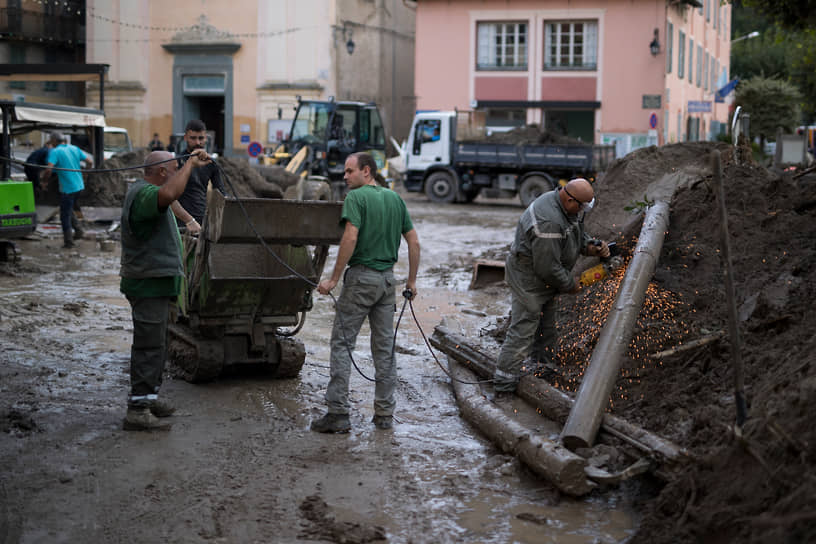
[325,265,397,417]
[127,295,173,407]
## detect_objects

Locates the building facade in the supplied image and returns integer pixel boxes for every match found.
[83,0,415,155]
[415,0,731,155]
[0,0,88,106]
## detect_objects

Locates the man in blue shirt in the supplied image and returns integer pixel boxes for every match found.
[40,132,93,248]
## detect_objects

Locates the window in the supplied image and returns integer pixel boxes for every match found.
[359,107,385,148]
[183,76,225,93]
[677,31,686,79]
[477,22,527,70]
[666,22,673,73]
[703,53,709,91]
[9,45,25,89]
[544,20,598,70]
[706,0,711,22]
[43,48,58,92]
[696,44,703,87]
[688,38,694,85]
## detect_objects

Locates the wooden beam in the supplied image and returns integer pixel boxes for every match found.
[430,326,691,464]
[448,357,594,496]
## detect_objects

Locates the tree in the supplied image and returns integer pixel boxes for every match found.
[737,0,816,120]
[734,77,802,149]
[741,0,816,32]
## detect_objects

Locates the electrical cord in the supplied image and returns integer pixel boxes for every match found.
[3,152,504,386]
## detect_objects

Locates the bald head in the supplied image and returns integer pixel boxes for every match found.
[144,151,174,180]
[559,177,595,215]
[565,178,594,202]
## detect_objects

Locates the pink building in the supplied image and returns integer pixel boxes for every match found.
[415,0,731,155]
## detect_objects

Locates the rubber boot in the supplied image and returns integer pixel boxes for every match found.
[310,413,351,433]
[123,406,172,431]
[62,229,74,249]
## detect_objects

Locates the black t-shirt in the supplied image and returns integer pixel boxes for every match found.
[175,158,224,225]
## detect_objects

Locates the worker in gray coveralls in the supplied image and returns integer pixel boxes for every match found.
[311,152,420,433]
[493,178,610,398]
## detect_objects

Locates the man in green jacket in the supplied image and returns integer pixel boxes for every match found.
[119,148,210,431]
[493,178,610,397]
[311,152,420,433]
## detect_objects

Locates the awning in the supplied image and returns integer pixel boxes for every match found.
[14,105,106,127]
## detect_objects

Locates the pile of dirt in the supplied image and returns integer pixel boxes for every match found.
[75,154,287,207]
[475,141,815,541]
[480,124,587,146]
[533,143,816,542]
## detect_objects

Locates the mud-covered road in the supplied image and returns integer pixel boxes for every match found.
[0,193,637,543]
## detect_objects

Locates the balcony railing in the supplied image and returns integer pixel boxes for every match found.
[0,7,84,46]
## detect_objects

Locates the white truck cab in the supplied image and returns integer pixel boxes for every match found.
[103,126,133,160]
[405,111,454,173]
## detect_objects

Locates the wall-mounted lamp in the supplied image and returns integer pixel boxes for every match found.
[334,23,355,55]
[649,28,661,56]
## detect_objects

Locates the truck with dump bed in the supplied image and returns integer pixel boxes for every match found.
[401,111,615,207]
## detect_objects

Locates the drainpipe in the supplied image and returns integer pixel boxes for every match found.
[561,199,671,451]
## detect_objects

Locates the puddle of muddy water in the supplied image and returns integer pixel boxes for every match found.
[1,205,639,542]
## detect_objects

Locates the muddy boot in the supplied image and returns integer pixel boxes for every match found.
[490,390,514,404]
[123,406,172,431]
[310,412,351,434]
[62,230,74,249]
[149,399,176,418]
[371,415,393,430]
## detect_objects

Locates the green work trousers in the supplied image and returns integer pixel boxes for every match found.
[493,294,557,392]
[127,295,173,406]
[325,265,397,417]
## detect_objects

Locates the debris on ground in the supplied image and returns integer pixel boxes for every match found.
[475,141,816,543]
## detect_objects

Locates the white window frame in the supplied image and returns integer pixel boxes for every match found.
[476,21,528,71]
[544,20,598,70]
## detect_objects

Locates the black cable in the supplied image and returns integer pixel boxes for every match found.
[210,161,380,382]
[1,153,192,174]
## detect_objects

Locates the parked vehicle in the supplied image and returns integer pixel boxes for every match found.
[65,126,133,161]
[401,111,615,207]
[270,97,387,199]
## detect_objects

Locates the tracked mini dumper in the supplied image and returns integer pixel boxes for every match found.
[168,188,343,382]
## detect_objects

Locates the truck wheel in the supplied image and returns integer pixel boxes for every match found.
[424,171,456,203]
[519,175,554,207]
[301,179,332,201]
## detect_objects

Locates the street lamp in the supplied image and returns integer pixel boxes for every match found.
[649,28,660,56]
[731,31,760,44]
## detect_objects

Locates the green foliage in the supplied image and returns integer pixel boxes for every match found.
[741,0,816,32]
[734,77,802,139]
[624,195,655,213]
[733,0,816,120]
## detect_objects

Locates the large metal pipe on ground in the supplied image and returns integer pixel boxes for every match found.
[561,200,671,451]
[430,326,689,464]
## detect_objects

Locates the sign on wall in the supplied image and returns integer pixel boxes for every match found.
[642,94,662,109]
[688,101,712,113]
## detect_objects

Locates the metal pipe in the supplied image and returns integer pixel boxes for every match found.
[561,200,671,450]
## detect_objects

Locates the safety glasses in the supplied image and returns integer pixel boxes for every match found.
[563,186,595,211]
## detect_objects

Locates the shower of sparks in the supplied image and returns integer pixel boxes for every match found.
[548,251,692,402]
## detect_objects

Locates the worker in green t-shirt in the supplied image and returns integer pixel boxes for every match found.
[311,152,421,434]
[119,148,211,431]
